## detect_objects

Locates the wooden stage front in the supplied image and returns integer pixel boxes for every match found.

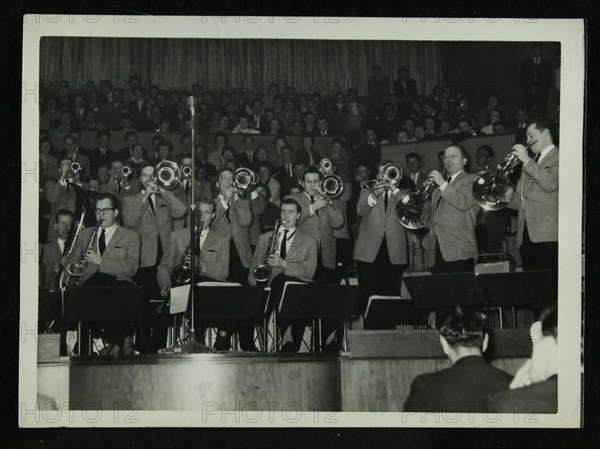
[37,329,531,412]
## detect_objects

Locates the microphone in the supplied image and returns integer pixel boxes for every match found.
[187,96,196,117]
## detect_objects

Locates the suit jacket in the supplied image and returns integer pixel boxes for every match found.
[249,193,267,245]
[404,356,512,412]
[64,224,141,285]
[122,190,187,268]
[236,151,257,169]
[274,164,295,186]
[430,171,480,262]
[508,147,559,244]
[171,180,214,230]
[157,228,230,290]
[210,196,254,268]
[41,240,63,288]
[89,148,118,173]
[488,375,557,414]
[393,78,418,99]
[408,172,426,190]
[248,229,318,285]
[295,148,322,167]
[520,58,553,91]
[287,192,344,269]
[354,187,408,265]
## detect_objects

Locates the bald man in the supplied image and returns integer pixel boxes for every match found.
[428,146,480,273]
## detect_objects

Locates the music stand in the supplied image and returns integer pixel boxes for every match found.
[477,270,556,327]
[38,288,61,326]
[404,273,486,327]
[193,285,269,351]
[278,283,361,352]
[364,296,429,330]
[63,286,144,357]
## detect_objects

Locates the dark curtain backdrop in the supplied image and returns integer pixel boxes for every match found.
[40,37,443,96]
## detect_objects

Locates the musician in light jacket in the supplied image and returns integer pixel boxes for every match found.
[157,198,230,292]
[248,198,318,352]
[41,209,74,289]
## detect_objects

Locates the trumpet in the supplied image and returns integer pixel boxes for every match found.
[361,162,403,190]
[233,167,259,191]
[472,140,537,211]
[151,160,182,191]
[181,164,193,179]
[315,174,344,206]
[253,220,280,283]
[70,161,82,173]
[120,164,135,181]
[319,158,334,174]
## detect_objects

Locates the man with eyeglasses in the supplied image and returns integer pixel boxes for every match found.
[63,193,141,356]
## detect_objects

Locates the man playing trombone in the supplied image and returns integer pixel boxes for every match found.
[286,166,344,283]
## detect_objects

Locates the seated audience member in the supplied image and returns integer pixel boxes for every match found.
[488,306,558,413]
[236,135,257,168]
[257,186,280,232]
[232,115,260,134]
[208,114,232,134]
[274,145,296,186]
[206,133,231,171]
[475,145,494,175]
[273,135,288,156]
[296,135,322,167]
[480,109,503,135]
[267,118,282,135]
[290,119,304,136]
[60,133,91,181]
[397,130,415,143]
[118,131,142,161]
[404,306,512,412]
[90,130,117,176]
[153,139,175,164]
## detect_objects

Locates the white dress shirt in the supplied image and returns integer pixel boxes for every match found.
[439,170,463,192]
[96,222,118,252]
[277,226,297,256]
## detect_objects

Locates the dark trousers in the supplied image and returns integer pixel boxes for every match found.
[356,238,407,314]
[520,222,558,273]
[78,273,136,354]
[227,241,249,286]
[475,210,509,254]
[335,237,354,283]
[269,273,306,351]
[134,265,169,353]
[431,241,475,274]
[315,248,336,284]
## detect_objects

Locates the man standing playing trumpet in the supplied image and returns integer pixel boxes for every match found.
[508,119,559,272]
[429,146,479,273]
[354,160,410,304]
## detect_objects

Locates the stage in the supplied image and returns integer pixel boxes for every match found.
[37,329,530,412]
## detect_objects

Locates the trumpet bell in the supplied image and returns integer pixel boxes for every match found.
[120,164,135,180]
[472,173,515,211]
[234,167,258,191]
[321,174,343,198]
[319,158,334,174]
[181,165,193,179]
[70,161,82,173]
[382,163,402,185]
[154,160,181,191]
[395,193,433,230]
[253,264,271,283]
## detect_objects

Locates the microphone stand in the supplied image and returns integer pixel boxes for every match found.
[159,95,213,354]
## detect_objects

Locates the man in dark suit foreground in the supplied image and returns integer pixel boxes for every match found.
[404,306,512,412]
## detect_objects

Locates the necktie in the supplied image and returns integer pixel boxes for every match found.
[117,181,121,195]
[194,233,202,256]
[280,229,289,260]
[225,201,231,221]
[446,174,452,184]
[148,194,156,214]
[185,181,189,196]
[98,229,106,255]
[310,195,315,204]
[534,153,541,163]
[384,191,389,212]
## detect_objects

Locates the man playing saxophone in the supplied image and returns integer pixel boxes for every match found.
[249,198,318,352]
[62,193,141,356]
[157,198,230,291]
[64,193,140,286]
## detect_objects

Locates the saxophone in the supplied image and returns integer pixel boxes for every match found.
[56,208,86,290]
[62,220,102,288]
[252,220,280,283]
[156,222,205,314]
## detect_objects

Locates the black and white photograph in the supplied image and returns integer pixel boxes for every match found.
[20,16,583,428]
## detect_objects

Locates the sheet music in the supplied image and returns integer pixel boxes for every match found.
[169,284,190,315]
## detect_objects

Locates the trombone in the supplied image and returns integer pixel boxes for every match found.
[315,173,344,206]
[361,162,402,190]
[150,160,182,192]
[233,167,259,191]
